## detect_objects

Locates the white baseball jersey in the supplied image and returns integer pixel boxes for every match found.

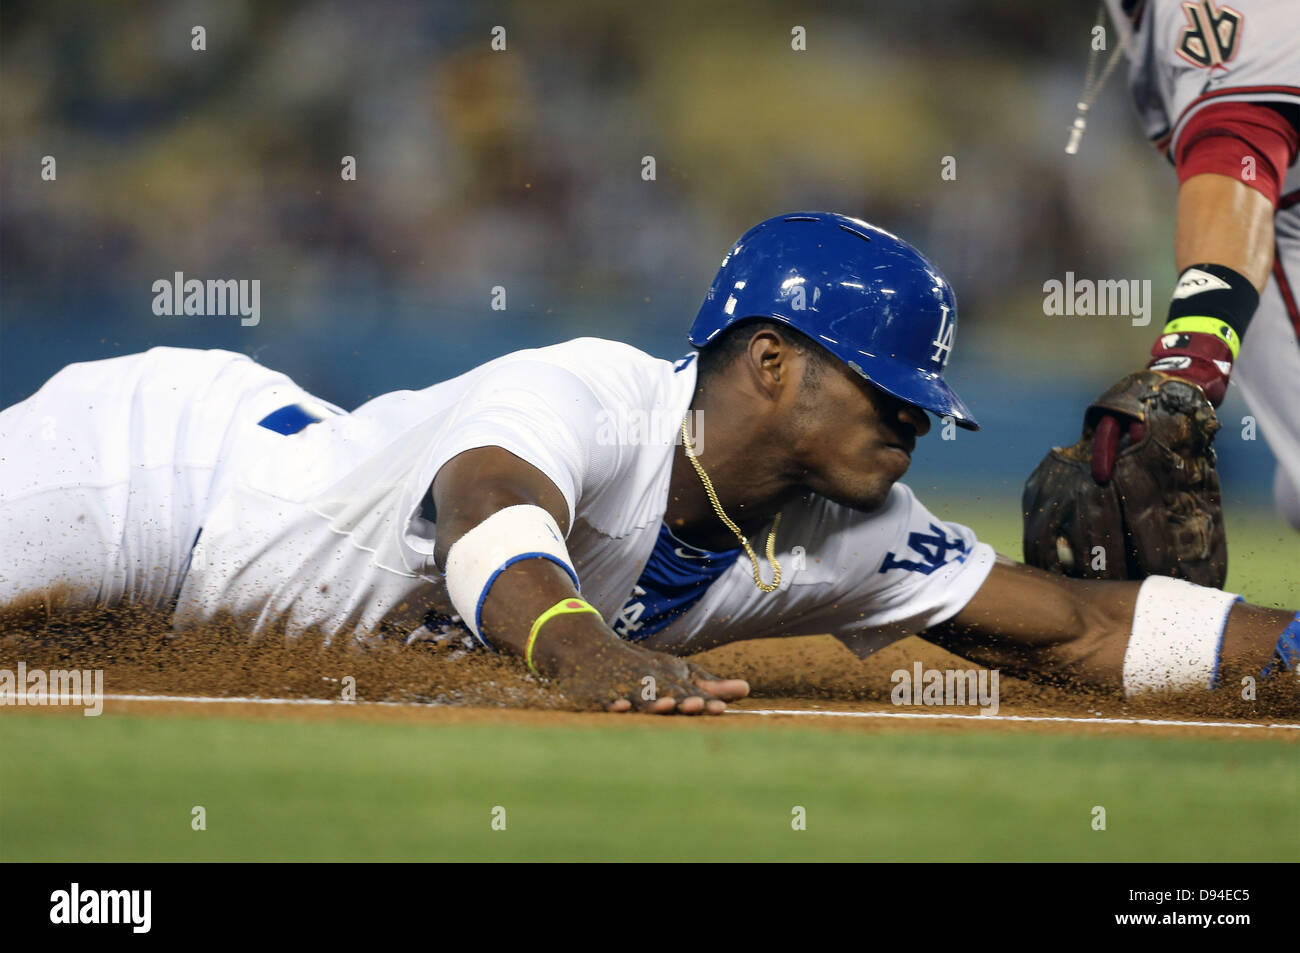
[0,348,343,610]
[0,341,995,658]
[1106,0,1300,525]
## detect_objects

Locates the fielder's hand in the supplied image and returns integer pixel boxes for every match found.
[1022,369,1227,587]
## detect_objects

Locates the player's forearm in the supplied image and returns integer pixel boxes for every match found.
[1135,103,1294,409]
[429,458,740,712]
[1174,173,1274,290]
[1217,601,1295,685]
[475,557,623,675]
[430,447,635,678]
[931,562,1297,694]
[431,448,573,568]
[927,564,1130,685]
[436,510,626,674]
[1085,589,1292,690]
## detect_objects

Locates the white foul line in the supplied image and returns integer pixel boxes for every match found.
[731,708,1300,730]
[2,692,1297,731]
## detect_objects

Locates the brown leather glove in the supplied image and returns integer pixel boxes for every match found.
[1022,370,1227,588]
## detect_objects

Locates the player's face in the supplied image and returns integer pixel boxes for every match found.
[788,359,932,512]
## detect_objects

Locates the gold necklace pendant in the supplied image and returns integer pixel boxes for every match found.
[680,415,782,593]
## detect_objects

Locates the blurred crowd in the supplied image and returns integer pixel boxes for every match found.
[0,0,1275,492]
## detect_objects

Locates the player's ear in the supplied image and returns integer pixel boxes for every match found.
[747,328,790,393]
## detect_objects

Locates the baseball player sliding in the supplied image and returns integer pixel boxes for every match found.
[1025,0,1299,589]
[2,213,1296,714]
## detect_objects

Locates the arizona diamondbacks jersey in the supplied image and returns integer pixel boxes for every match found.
[0,341,995,659]
[1105,0,1300,525]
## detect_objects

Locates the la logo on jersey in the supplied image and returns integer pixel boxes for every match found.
[930,304,954,367]
[880,523,968,576]
[1177,0,1243,71]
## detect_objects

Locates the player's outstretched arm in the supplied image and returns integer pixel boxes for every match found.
[431,446,749,714]
[924,558,1296,695]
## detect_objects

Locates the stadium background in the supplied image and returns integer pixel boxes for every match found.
[0,0,1282,507]
[2,0,1297,868]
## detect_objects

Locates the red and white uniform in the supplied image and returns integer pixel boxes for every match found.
[1107,0,1300,525]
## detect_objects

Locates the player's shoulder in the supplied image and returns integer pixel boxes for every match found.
[1148,0,1299,73]
[493,337,688,405]
[517,337,675,374]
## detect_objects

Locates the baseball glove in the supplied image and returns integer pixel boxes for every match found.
[1022,370,1227,588]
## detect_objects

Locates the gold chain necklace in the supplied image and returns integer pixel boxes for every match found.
[680,415,782,592]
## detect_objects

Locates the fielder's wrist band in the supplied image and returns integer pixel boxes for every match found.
[526,597,602,675]
[1157,316,1240,360]
[1148,264,1259,405]
[1260,612,1300,679]
[1161,263,1259,353]
[1124,575,1240,697]
[443,504,579,648]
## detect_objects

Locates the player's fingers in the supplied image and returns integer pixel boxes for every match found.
[652,682,715,713]
[605,690,668,714]
[1091,413,1121,484]
[674,695,706,715]
[610,692,703,715]
[621,675,690,713]
[686,662,750,700]
[647,658,720,699]
[595,651,720,714]
[658,693,723,715]
[694,677,749,701]
[640,673,718,714]
[668,681,732,715]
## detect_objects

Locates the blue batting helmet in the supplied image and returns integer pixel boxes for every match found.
[689,212,978,430]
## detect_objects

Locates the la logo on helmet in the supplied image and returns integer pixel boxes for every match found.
[930,304,954,366]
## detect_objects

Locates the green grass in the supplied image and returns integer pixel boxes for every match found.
[2,712,1295,861]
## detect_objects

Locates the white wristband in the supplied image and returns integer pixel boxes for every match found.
[443,504,579,647]
[1124,575,1239,696]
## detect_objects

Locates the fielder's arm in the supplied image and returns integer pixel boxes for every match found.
[1075,105,1295,484]
[431,446,748,714]
[924,558,1296,694]
[1175,172,1274,289]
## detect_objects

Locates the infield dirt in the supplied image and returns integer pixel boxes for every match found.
[2,601,1296,739]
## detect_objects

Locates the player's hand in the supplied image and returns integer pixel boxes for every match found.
[1023,369,1227,587]
[1090,360,1222,481]
[555,637,749,715]
[1092,332,1229,482]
